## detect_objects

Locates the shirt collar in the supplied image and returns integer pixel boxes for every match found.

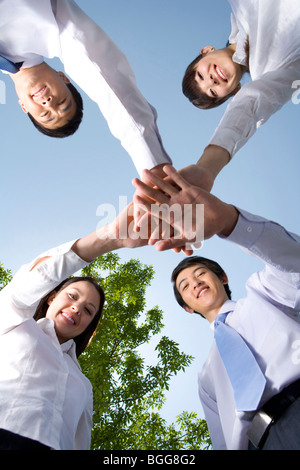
[210,300,237,331]
[232,30,249,67]
[61,339,81,369]
[37,318,80,368]
[218,299,237,315]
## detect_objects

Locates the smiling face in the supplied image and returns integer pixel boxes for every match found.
[12,62,76,129]
[175,264,229,322]
[194,45,243,100]
[45,280,101,344]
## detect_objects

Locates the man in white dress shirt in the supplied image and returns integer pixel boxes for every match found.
[0,0,171,175]
[132,165,300,450]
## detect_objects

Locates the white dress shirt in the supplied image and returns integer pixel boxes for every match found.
[0,240,95,450]
[0,0,171,175]
[209,0,300,157]
[198,209,300,450]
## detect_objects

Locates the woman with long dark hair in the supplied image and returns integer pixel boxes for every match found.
[0,205,146,450]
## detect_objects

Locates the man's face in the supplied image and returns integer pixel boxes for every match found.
[194,46,243,100]
[14,63,76,129]
[176,264,229,321]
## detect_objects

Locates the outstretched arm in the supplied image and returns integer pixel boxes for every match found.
[31,203,148,272]
[72,202,148,262]
[55,0,172,176]
[0,203,148,331]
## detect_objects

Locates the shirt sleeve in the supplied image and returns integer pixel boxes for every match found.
[208,64,300,157]
[0,240,88,331]
[52,0,172,175]
[222,210,300,312]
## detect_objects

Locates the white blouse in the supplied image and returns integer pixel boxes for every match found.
[209,0,300,157]
[0,240,94,450]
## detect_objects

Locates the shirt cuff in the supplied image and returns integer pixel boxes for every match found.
[208,127,250,159]
[218,209,265,249]
[127,132,172,176]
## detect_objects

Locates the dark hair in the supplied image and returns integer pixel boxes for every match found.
[27,83,83,138]
[171,256,231,316]
[34,276,105,357]
[182,53,240,110]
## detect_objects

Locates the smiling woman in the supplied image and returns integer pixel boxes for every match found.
[194,45,243,98]
[0,203,148,450]
[182,44,244,109]
[34,277,105,356]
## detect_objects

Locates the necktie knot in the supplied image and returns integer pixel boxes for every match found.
[0,54,23,74]
[215,312,228,327]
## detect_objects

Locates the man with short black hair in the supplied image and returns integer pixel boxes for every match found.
[0,0,171,175]
[9,63,82,139]
[133,165,300,450]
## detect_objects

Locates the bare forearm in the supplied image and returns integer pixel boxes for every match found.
[197,145,230,179]
[71,226,123,263]
[71,203,148,261]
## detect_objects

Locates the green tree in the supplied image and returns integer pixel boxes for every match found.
[0,262,12,291]
[79,253,211,450]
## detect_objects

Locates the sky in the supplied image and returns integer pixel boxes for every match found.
[1,0,300,427]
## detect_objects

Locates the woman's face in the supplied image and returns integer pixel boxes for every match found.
[194,46,243,99]
[46,281,101,344]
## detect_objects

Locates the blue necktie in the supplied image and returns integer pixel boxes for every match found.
[214,312,266,411]
[0,54,23,73]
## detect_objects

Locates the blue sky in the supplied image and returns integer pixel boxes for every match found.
[1,1,300,424]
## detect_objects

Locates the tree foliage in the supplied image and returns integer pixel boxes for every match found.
[79,253,211,450]
[0,263,12,291]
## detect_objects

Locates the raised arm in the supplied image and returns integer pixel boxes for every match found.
[224,209,300,311]
[0,203,148,328]
[54,0,172,175]
[178,65,300,192]
[71,203,147,262]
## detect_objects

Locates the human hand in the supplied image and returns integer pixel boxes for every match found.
[100,202,150,250]
[175,164,215,193]
[73,202,150,263]
[132,163,213,253]
[133,163,171,232]
[132,165,238,253]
